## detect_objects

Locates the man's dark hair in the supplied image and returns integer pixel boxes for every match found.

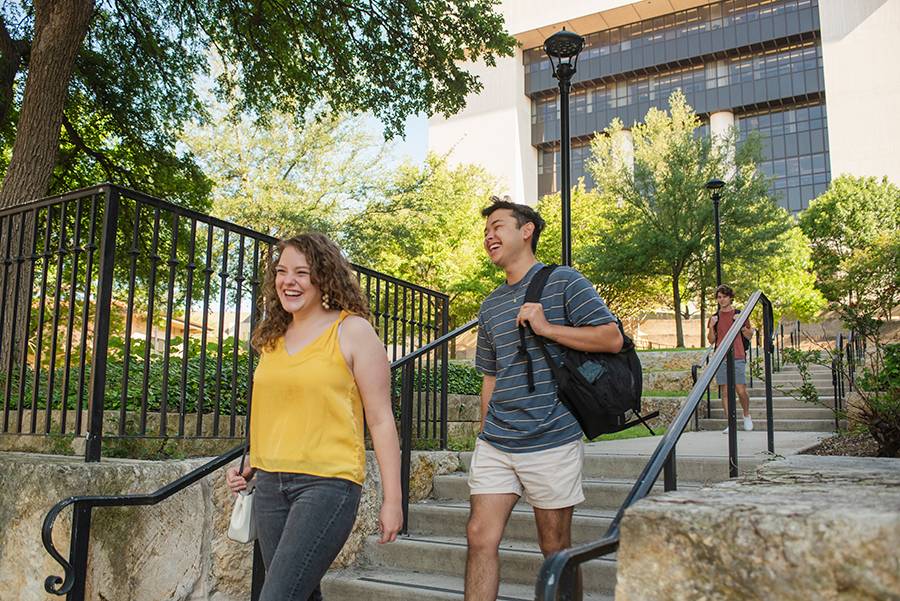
[481,196,545,254]
[715,284,735,299]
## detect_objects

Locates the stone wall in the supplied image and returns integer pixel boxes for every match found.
[0,450,460,601]
[615,455,900,600]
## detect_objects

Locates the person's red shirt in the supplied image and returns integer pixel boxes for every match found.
[715,309,746,360]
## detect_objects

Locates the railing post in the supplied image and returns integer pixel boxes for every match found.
[726,348,738,478]
[67,503,92,601]
[439,301,450,449]
[762,302,775,455]
[400,362,414,534]
[250,540,265,600]
[85,188,120,462]
[663,447,677,492]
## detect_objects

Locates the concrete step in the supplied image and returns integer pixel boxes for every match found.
[433,473,702,510]
[408,501,614,544]
[459,450,771,483]
[698,418,842,432]
[747,388,833,398]
[706,407,835,420]
[322,567,613,601]
[689,396,835,408]
[361,534,618,592]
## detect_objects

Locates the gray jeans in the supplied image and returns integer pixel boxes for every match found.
[253,470,362,601]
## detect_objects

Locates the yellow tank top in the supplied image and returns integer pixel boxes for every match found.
[249,311,365,484]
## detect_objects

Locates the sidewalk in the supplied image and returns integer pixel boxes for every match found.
[585,430,829,461]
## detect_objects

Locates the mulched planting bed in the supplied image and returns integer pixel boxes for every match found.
[802,430,881,457]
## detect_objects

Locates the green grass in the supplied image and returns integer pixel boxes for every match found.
[642,389,691,397]
[636,347,706,352]
[590,424,667,442]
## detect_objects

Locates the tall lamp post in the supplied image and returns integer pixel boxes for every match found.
[544,29,584,267]
[705,178,725,286]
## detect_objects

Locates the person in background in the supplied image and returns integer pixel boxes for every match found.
[707,284,754,433]
[226,232,403,601]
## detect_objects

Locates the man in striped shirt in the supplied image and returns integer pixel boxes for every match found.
[464,199,623,601]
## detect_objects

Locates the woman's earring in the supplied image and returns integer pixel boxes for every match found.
[321,293,331,310]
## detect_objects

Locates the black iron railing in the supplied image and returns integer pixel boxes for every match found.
[392,317,478,533]
[831,330,865,432]
[41,445,267,600]
[536,290,777,601]
[0,183,449,460]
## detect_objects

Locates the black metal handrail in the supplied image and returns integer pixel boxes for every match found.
[536,290,776,601]
[40,445,269,600]
[392,317,478,533]
[830,330,864,432]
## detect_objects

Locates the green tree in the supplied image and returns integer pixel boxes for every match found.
[842,231,900,322]
[799,175,900,303]
[185,106,387,238]
[537,183,670,328]
[0,0,515,208]
[586,91,790,347]
[725,225,827,323]
[343,154,502,325]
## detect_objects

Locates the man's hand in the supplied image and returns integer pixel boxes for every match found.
[517,302,551,336]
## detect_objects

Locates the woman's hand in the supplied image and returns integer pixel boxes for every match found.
[226,465,255,495]
[378,499,403,544]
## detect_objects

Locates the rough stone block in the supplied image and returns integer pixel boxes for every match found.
[1,448,460,600]
[616,455,900,601]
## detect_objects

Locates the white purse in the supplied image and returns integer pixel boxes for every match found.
[227,487,256,543]
[227,442,257,543]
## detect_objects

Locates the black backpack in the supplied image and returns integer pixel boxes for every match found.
[517,265,656,439]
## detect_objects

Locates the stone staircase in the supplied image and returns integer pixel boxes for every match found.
[322,447,748,600]
[697,363,840,432]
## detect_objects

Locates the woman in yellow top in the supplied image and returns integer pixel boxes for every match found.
[225,233,403,601]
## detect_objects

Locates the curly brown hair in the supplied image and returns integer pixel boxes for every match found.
[251,233,371,352]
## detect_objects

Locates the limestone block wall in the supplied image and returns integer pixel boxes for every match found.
[616,455,900,600]
[0,450,460,601]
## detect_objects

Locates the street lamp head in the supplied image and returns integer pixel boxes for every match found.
[544,29,584,82]
[705,178,725,191]
[544,29,584,59]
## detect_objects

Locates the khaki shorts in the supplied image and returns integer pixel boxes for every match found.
[467,438,585,509]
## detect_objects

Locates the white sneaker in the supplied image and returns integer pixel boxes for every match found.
[743,416,754,431]
[722,426,729,434]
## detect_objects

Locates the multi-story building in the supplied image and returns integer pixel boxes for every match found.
[428,0,900,213]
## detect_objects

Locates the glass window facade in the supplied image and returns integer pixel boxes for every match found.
[737,102,830,213]
[530,0,829,214]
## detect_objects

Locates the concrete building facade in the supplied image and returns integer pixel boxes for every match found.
[428,0,900,213]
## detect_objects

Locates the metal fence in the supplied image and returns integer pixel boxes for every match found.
[0,184,449,460]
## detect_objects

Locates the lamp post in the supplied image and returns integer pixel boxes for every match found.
[544,29,584,267]
[705,178,725,286]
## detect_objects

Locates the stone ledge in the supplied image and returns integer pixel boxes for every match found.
[615,455,900,601]
[0,449,460,601]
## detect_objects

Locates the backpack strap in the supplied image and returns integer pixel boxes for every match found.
[517,265,557,392]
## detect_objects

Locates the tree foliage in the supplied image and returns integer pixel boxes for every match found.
[0,0,516,206]
[342,154,502,325]
[586,91,790,346]
[185,107,388,238]
[799,175,900,303]
[537,183,669,328]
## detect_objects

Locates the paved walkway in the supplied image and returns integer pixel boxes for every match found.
[585,430,829,461]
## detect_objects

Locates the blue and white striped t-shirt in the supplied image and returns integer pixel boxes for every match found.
[475,262,616,452]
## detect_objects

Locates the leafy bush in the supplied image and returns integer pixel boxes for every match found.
[391,361,482,395]
[1,335,251,416]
